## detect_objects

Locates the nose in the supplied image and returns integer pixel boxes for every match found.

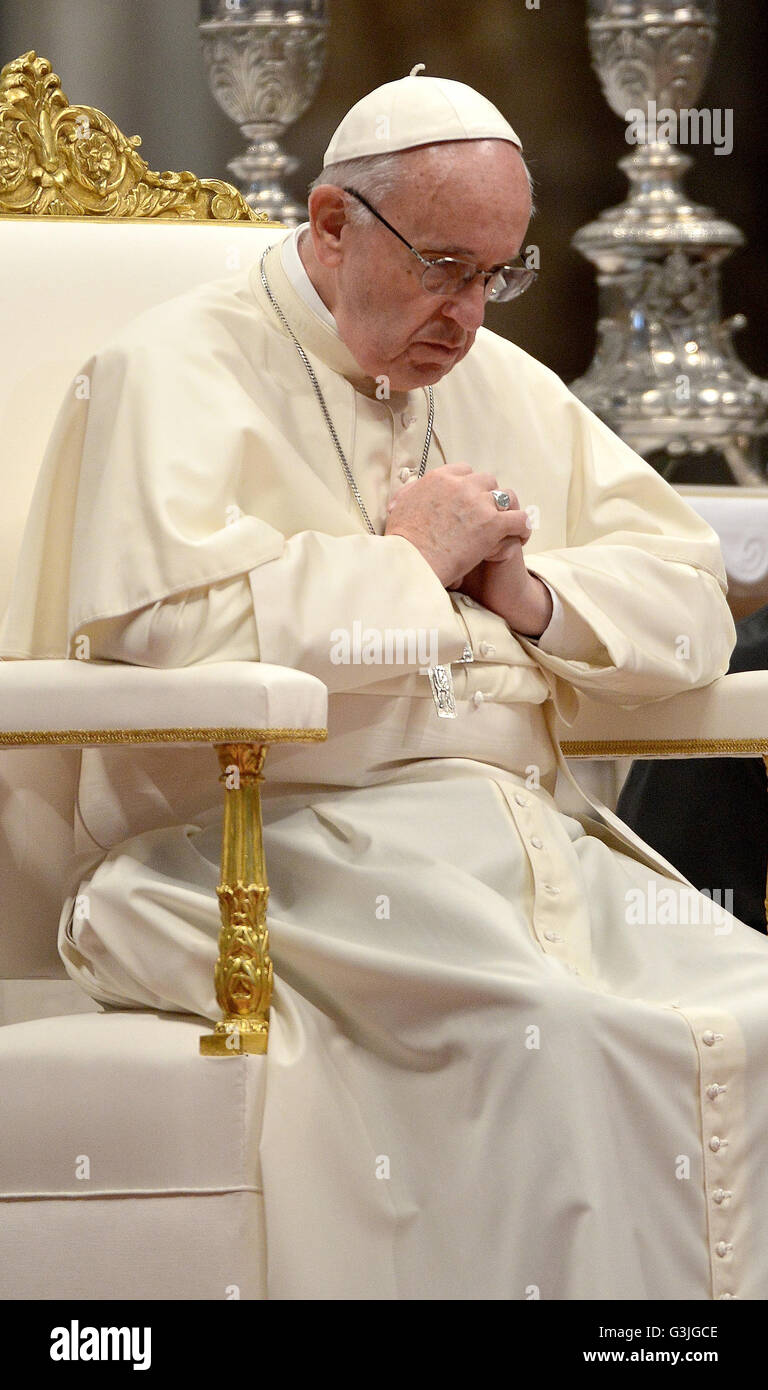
[440,275,487,332]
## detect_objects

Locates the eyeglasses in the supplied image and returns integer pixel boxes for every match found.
[343,186,536,303]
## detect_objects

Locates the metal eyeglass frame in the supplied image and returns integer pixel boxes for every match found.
[343,186,537,302]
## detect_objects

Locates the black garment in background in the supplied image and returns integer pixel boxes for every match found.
[617,604,768,934]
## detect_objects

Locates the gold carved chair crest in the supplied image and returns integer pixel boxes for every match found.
[0,49,263,222]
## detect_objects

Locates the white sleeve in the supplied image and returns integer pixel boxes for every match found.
[81,577,260,666]
[245,531,469,692]
[524,573,606,659]
[81,534,470,692]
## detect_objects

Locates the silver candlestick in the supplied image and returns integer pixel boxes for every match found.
[199,0,328,226]
[571,0,768,484]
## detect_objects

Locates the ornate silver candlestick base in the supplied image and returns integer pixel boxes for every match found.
[199,0,328,226]
[571,0,768,483]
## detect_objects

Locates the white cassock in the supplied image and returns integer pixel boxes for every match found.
[4,229,768,1302]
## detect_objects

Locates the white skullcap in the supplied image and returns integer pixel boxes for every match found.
[323,64,523,165]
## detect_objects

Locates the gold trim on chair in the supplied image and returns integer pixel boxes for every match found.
[0,727,327,747]
[563,737,768,758]
[0,50,269,222]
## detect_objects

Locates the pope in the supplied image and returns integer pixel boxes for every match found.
[2,68,766,1302]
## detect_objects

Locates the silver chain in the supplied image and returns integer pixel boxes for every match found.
[260,247,434,535]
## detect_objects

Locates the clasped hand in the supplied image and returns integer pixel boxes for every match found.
[384,462,552,637]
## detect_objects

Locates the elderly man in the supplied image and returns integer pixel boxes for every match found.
[3,71,768,1301]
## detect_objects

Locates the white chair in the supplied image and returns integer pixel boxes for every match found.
[1,50,767,1300]
[0,50,327,1300]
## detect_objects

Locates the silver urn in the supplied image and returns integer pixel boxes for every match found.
[199,0,328,226]
[571,0,767,483]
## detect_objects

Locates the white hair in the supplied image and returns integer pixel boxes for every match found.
[308,143,536,220]
[308,153,408,221]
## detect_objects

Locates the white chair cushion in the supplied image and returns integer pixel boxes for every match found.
[0,659,327,739]
[0,1011,267,1299]
[559,669,768,754]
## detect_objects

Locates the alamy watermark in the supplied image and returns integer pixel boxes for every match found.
[625,883,734,933]
[329,621,438,667]
[50,1321,150,1370]
[625,101,733,156]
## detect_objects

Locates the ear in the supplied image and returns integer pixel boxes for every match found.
[308,185,350,268]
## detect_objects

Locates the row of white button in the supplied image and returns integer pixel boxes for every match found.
[701,1025,735,1297]
[516,790,581,975]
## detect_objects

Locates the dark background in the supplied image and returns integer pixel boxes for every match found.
[1,0,765,387]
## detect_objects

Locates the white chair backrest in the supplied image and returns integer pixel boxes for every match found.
[0,218,283,610]
[0,218,283,977]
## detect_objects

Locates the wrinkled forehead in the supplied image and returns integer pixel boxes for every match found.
[386,140,528,207]
[382,142,532,250]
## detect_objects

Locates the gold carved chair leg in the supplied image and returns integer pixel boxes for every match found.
[200,743,273,1056]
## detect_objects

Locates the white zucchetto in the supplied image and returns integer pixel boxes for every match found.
[323,65,523,165]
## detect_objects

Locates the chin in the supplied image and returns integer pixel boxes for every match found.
[390,355,463,391]
[384,367,444,391]
[406,338,473,388]
[412,364,455,388]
